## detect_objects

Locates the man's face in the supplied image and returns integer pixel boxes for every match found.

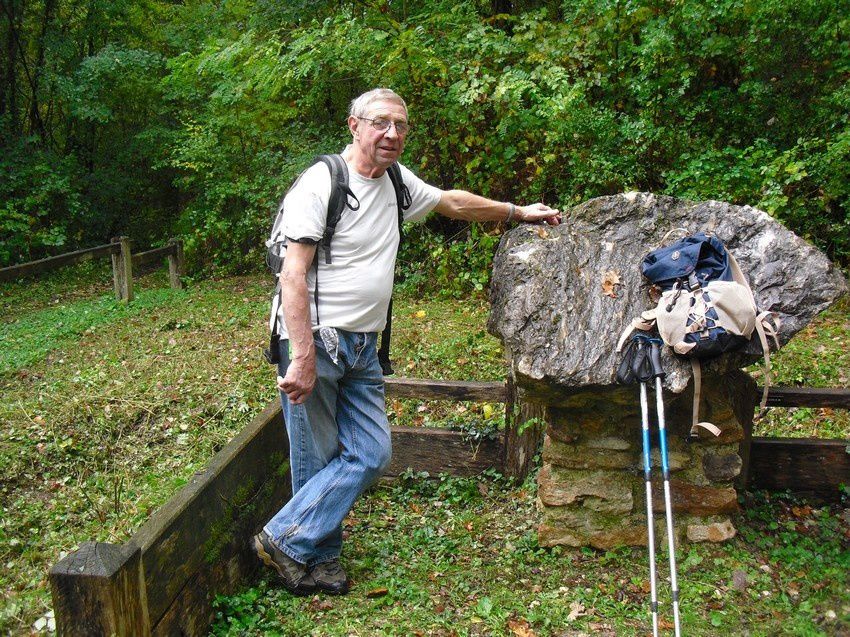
[348,99,409,172]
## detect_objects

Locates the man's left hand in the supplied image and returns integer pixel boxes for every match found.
[517,203,562,226]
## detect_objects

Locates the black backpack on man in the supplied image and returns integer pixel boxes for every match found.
[264,154,411,375]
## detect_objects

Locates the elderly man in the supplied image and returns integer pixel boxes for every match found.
[255,88,560,596]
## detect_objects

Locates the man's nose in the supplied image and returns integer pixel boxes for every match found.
[383,123,400,139]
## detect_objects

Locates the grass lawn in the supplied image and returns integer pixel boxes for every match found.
[0,264,848,634]
[211,475,849,636]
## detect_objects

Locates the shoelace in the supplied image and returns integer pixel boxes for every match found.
[317,561,344,577]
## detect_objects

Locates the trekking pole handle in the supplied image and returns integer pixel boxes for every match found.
[649,341,666,379]
[631,343,647,380]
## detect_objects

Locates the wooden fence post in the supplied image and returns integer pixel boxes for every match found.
[49,541,150,636]
[502,378,547,481]
[167,238,184,290]
[110,237,133,302]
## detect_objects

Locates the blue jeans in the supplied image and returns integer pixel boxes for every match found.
[263,329,392,566]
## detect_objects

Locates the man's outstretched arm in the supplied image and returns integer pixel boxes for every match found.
[434,190,561,226]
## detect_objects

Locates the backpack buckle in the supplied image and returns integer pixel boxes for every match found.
[686,272,700,291]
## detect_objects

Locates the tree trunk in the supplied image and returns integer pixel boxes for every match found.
[1,0,19,134]
[28,0,57,143]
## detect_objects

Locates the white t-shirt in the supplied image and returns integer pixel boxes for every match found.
[269,155,442,337]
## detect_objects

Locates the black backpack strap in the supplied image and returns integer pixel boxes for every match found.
[378,163,411,375]
[267,154,359,364]
[386,162,412,242]
[317,154,359,265]
[264,278,283,364]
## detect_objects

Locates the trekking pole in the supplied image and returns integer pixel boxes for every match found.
[648,339,682,637]
[631,338,660,637]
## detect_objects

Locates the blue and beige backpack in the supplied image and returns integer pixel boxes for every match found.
[618,231,780,436]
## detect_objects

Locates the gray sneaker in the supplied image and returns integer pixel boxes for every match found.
[310,559,349,595]
[253,531,316,596]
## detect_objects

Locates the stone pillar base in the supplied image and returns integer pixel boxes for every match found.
[536,370,757,549]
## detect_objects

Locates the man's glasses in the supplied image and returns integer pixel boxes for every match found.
[358,117,410,135]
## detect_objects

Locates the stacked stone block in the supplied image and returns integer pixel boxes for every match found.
[536,370,757,549]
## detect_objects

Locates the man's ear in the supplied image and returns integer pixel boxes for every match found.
[347,115,359,139]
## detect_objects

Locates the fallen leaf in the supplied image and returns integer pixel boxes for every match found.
[366,587,388,598]
[601,270,621,298]
[731,569,748,592]
[507,617,536,636]
[566,601,586,622]
[308,598,334,611]
[791,505,812,518]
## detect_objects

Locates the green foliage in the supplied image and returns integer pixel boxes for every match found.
[158,0,849,272]
[398,223,501,297]
[0,142,83,266]
[3,0,848,276]
[1,0,180,265]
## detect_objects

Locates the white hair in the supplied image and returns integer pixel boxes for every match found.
[349,88,407,119]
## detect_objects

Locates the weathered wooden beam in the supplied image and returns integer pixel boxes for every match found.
[502,383,546,481]
[151,548,260,637]
[748,437,850,502]
[167,239,184,290]
[760,386,850,409]
[110,237,133,302]
[132,245,174,269]
[387,426,503,477]
[133,400,290,632]
[385,377,508,402]
[0,242,117,282]
[49,541,149,636]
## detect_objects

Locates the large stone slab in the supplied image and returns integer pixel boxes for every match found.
[538,465,634,512]
[489,193,847,394]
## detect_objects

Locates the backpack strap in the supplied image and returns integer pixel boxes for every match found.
[753,311,781,411]
[727,248,783,412]
[654,227,690,250]
[616,309,657,352]
[268,154,357,349]
[317,154,359,265]
[377,163,412,375]
[386,163,411,243]
[689,359,722,437]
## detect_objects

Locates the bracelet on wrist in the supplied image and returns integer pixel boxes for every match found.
[506,203,516,223]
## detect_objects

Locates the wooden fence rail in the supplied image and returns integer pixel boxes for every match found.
[759,386,850,409]
[0,237,184,300]
[49,379,849,635]
[51,402,289,636]
[0,243,119,282]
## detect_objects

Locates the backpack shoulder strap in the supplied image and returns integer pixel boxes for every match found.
[386,162,411,241]
[316,154,359,264]
[688,359,722,438]
[377,162,412,376]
